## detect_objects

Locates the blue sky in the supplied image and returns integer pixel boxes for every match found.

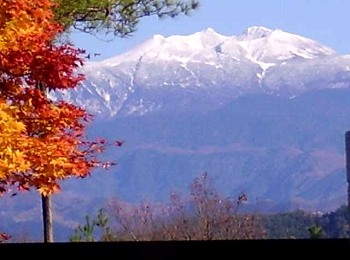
[71,0,350,61]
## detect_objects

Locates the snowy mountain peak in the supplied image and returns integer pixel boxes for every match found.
[152,34,165,41]
[238,26,273,40]
[229,26,336,61]
[184,27,228,48]
[102,28,228,65]
[197,27,223,37]
[203,27,216,33]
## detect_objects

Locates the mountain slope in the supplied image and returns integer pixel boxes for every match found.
[78,88,348,212]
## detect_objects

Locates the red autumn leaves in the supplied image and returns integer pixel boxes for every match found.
[0,0,117,196]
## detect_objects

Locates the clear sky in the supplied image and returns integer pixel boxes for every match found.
[71,0,350,61]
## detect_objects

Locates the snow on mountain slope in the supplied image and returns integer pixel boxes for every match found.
[232,26,335,61]
[50,26,350,118]
[102,27,229,66]
[102,25,335,65]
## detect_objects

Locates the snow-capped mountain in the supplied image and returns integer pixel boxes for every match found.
[4,27,349,235]
[44,26,350,213]
[50,26,350,118]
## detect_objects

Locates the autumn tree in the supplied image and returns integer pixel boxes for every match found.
[0,0,115,242]
[0,0,113,193]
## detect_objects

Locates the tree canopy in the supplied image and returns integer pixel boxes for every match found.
[0,0,114,196]
[53,0,199,37]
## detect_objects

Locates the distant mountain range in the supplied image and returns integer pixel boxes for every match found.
[2,26,350,241]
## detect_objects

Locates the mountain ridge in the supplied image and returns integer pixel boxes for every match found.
[49,26,349,118]
[100,26,336,65]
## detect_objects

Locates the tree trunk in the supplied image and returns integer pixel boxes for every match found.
[42,195,53,242]
[344,131,350,237]
[35,82,54,243]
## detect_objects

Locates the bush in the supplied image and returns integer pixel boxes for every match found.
[70,172,266,241]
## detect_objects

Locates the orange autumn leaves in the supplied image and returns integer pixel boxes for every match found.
[0,0,57,49]
[0,0,114,196]
[0,101,30,177]
[0,0,84,91]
